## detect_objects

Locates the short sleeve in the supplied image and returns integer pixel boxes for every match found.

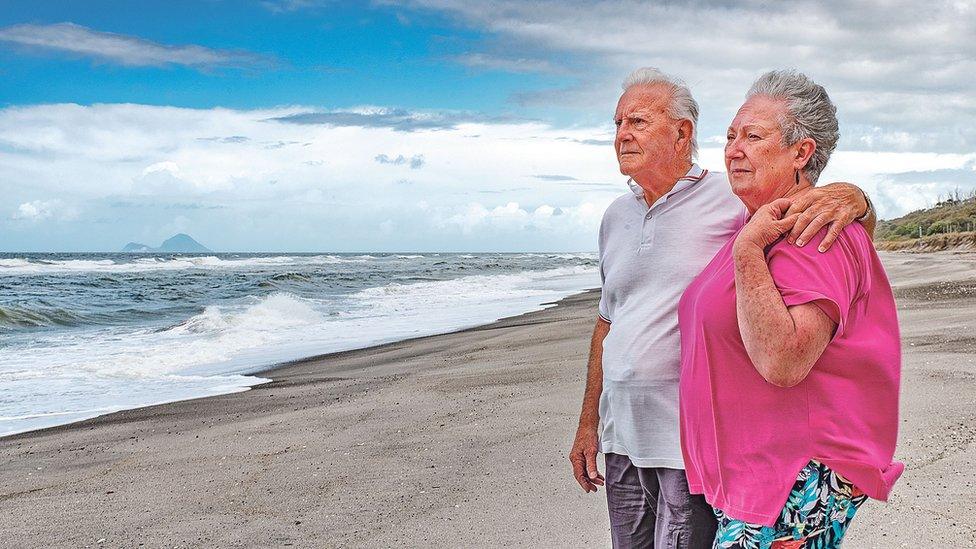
[597,206,612,323]
[598,263,611,323]
[765,225,868,342]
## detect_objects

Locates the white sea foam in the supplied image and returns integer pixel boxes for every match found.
[0,265,599,437]
[0,254,386,276]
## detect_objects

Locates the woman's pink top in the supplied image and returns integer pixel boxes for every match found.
[677,223,903,526]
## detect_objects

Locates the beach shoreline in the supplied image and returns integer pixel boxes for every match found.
[2,253,976,547]
[0,286,596,443]
[0,288,612,547]
[0,252,600,438]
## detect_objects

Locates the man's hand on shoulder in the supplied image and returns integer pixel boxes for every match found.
[784,182,871,253]
[569,425,604,492]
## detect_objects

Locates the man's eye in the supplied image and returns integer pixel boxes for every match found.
[614,119,622,127]
[632,118,648,130]
[748,134,761,140]
[726,134,735,141]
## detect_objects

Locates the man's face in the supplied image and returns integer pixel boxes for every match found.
[614,84,680,181]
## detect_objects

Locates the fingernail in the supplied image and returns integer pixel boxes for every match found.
[796,239,805,247]
[818,246,827,252]
[787,237,794,244]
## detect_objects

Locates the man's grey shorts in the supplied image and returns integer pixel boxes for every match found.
[604,453,717,549]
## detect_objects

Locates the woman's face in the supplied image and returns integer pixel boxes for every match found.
[725,95,808,211]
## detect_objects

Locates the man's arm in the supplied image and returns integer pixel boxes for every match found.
[857,190,877,237]
[784,182,874,252]
[569,316,610,493]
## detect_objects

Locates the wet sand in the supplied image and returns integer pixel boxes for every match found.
[1,253,975,547]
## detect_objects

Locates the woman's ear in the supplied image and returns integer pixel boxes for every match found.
[794,137,816,170]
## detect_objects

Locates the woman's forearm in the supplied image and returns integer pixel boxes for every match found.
[732,241,830,387]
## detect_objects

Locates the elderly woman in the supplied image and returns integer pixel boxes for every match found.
[677,70,902,548]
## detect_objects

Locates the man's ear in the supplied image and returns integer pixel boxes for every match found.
[676,119,693,151]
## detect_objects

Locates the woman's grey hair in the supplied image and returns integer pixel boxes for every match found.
[746,70,839,184]
[622,67,699,159]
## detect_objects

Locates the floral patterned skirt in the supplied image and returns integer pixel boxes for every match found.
[713,460,868,549]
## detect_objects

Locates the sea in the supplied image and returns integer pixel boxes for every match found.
[0,252,599,437]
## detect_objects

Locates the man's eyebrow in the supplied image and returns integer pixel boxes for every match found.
[626,109,657,118]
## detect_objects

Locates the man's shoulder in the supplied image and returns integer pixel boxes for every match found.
[602,192,640,219]
[698,170,736,198]
[693,169,747,214]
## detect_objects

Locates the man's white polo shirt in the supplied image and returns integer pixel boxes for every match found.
[597,164,746,468]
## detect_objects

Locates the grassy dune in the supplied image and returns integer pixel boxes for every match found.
[876,193,976,252]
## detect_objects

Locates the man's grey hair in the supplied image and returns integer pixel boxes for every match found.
[746,69,839,184]
[622,67,699,159]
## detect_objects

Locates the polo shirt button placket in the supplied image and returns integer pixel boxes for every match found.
[639,210,654,252]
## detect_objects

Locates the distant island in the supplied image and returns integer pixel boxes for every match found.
[121,233,212,253]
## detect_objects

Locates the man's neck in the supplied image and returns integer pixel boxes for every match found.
[632,159,694,206]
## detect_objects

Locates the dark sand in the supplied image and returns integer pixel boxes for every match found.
[1,253,975,547]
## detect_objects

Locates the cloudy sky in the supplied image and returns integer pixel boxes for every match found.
[2,0,974,252]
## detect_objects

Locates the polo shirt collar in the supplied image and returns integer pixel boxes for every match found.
[627,163,708,206]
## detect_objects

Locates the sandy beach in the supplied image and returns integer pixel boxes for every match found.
[1,252,975,548]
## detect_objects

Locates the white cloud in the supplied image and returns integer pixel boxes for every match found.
[11,200,76,222]
[13,201,54,220]
[375,153,425,169]
[0,23,270,70]
[0,102,620,251]
[260,0,330,13]
[448,53,559,74]
[387,0,976,153]
[433,199,609,241]
[3,99,971,250]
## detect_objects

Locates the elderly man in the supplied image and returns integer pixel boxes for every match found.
[568,68,874,549]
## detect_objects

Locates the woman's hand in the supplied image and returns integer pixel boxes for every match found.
[735,198,799,251]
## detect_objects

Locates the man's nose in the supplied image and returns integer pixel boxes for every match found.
[616,125,633,142]
[725,137,743,159]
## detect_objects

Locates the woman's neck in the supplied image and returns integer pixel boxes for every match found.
[783,182,814,202]
[745,179,814,214]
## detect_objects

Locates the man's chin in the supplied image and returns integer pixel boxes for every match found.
[617,161,639,176]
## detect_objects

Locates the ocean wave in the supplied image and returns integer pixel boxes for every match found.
[351,265,597,314]
[165,292,323,337]
[0,252,598,276]
[0,407,125,422]
[0,259,601,437]
[520,252,598,260]
[0,254,383,276]
[0,303,90,330]
[357,265,593,294]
